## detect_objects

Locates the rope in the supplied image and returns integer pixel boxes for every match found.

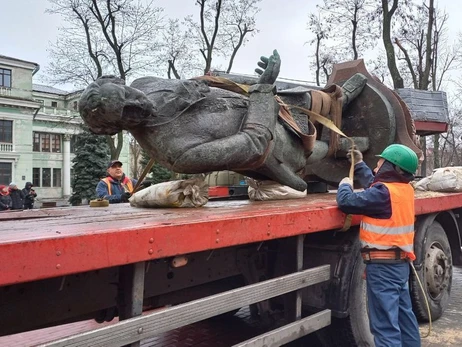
[410,261,432,338]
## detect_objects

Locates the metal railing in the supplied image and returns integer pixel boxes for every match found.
[0,87,12,96]
[0,143,13,152]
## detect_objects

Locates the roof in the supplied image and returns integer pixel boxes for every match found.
[0,55,39,67]
[33,84,71,96]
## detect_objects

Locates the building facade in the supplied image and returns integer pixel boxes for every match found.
[0,55,130,203]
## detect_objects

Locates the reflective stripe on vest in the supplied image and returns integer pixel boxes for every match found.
[360,182,416,260]
[102,177,134,196]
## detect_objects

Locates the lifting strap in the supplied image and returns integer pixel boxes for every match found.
[194,76,355,230]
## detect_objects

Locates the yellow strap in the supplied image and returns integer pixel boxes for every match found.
[195,76,355,230]
[276,102,355,232]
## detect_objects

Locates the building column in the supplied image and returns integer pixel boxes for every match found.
[63,134,72,198]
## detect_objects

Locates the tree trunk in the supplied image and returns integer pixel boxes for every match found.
[433,134,440,169]
[420,136,427,176]
[381,0,404,88]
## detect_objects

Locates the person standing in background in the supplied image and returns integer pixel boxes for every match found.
[22,182,37,209]
[8,183,24,210]
[0,185,12,211]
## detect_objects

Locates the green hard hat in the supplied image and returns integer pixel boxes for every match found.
[377,144,419,174]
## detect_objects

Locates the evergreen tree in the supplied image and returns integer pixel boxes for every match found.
[140,149,173,185]
[69,128,110,206]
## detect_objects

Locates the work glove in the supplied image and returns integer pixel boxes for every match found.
[139,180,152,190]
[347,148,363,164]
[339,177,353,187]
[120,192,131,203]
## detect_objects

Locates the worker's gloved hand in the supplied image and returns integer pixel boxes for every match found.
[339,177,353,187]
[120,192,131,203]
[139,180,152,190]
[347,148,363,164]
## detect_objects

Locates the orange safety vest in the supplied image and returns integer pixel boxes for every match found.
[102,176,134,196]
[360,182,416,261]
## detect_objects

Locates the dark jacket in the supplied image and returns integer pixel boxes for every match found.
[9,188,25,210]
[96,174,138,203]
[22,182,37,207]
[336,161,414,219]
[0,191,12,211]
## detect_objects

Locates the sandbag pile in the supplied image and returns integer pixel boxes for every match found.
[247,178,307,201]
[414,167,462,192]
[129,178,209,208]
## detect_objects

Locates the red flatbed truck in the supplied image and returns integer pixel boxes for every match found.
[0,190,460,346]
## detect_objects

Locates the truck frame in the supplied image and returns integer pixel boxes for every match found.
[1,190,460,346]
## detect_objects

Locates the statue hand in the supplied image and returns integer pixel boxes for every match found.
[255,49,281,85]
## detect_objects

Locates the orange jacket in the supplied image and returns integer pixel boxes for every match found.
[360,182,416,261]
[102,176,134,196]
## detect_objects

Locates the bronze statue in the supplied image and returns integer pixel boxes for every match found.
[79,50,367,191]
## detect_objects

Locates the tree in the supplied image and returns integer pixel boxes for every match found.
[183,0,261,75]
[46,0,164,159]
[307,12,332,86]
[161,18,203,79]
[317,0,380,60]
[381,0,462,170]
[69,127,110,206]
[128,135,143,179]
[140,150,172,185]
[307,0,380,85]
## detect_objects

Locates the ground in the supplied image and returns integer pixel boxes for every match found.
[1,266,461,346]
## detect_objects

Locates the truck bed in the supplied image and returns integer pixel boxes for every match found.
[1,191,460,286]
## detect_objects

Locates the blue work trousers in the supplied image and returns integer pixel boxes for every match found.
[366,262,421,347]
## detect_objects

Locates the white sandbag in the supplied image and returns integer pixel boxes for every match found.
[413,176,431,191]
[129,178,209,208]
[427,167,462,192]
[247,179,307,201]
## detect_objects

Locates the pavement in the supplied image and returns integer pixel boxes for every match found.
[0,266,461,347]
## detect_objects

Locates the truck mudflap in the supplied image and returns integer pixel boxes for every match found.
[41,265,331,347]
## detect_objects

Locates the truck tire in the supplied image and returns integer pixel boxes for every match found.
[316,255,374,346]
[411,221,452,321]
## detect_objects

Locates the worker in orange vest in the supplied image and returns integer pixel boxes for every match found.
[337,144,421,347]
[96,160,138,203]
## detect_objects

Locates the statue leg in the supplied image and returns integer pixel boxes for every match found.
[171,84,277,172]
[171,84,307,191]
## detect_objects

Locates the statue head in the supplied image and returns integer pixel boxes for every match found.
[79,75,153,135]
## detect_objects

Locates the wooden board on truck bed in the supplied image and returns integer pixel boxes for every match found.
[1,191,461,286]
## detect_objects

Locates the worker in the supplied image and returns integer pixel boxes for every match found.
[336,144,421,347]
[96,160,138,204]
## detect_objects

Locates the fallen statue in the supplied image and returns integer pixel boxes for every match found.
[79,50,367,191]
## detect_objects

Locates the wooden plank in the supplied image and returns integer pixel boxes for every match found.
[40,265,330,347]
[232,310,331,347]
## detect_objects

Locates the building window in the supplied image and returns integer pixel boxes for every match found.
[33,132,40,151]
[42,168,51,187]
[33,132,63,152]
[73,101,78,110]
[0,69,11,88]
[51,101,58,108]
[33,168,41,187]
[0,120,13,143]
[41,133,50,152]
[53,168,62,187]
[52,134,61,153]
[70,135,76,153]
[0,162,12,185]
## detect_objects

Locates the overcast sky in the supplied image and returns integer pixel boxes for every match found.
[2,0,461,90]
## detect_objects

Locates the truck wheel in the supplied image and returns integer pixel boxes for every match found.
[411,221,452,321]
[316,255,374,346]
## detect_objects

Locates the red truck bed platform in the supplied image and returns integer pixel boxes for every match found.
[0,191,459,286]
